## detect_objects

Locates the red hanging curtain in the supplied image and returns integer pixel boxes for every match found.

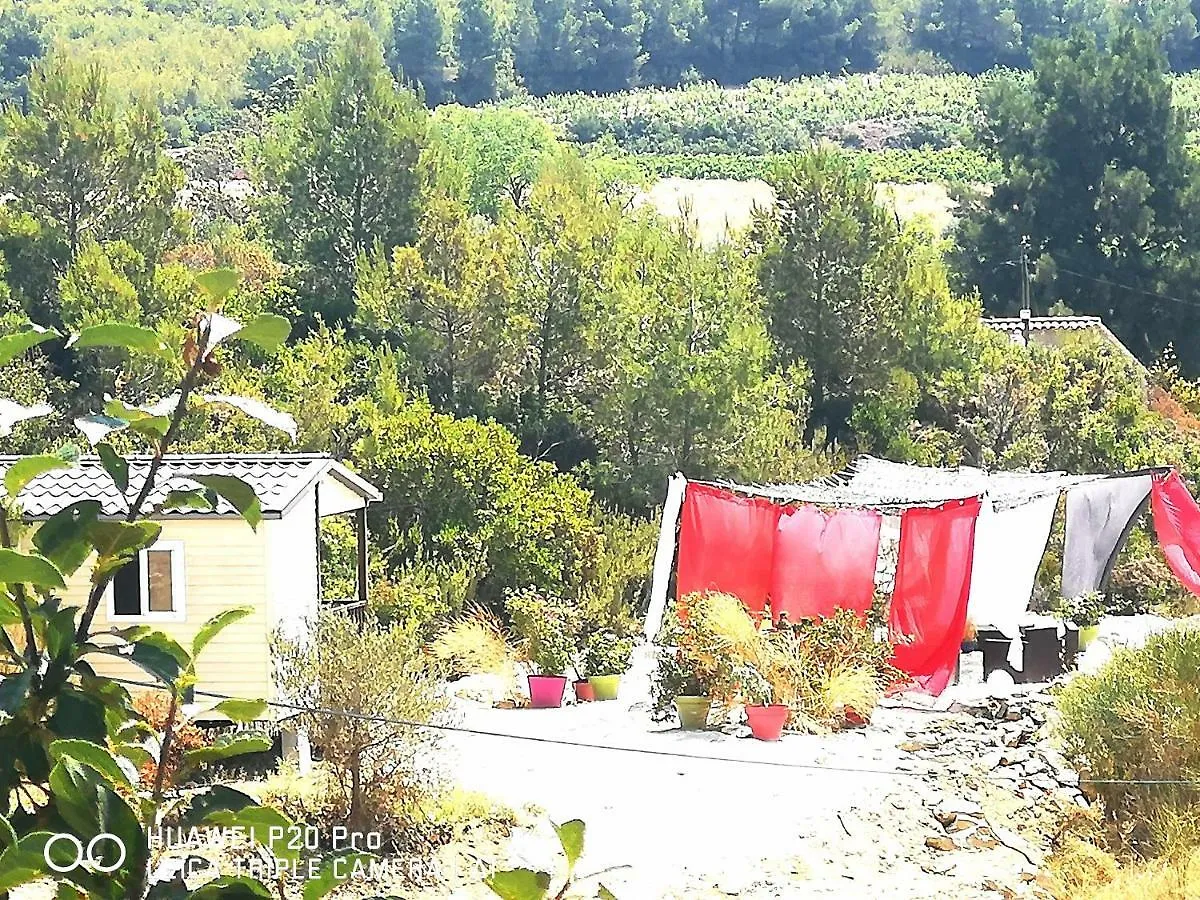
[1151,469,1200,596]
[771,505,882,622]
[890,497,982,696]
[676,483,781,615]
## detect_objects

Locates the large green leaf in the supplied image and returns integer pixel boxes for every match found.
[0,324,58,367]
[74,414,129,445]
[49,739,133,789]
[33,500,102,576]
[554,819,585,878]
[48,757,148,896]
[4,454,71,496]
[97,444,129,493]
[205,805,299,863]
[103,399,171,440]
[158,488,215,513]
[0,813,15,849]
[186,877,273,899]
[0,669,33,714]
[210,698,267,722]
[301,853,373,900]
[195,268,241,306]
[0,399,53,437]
[0,832,60,892]
[88,521,161,576]
[233,314,290,351]
[70,323,170,359]
[193,607,252,657]
[182,734,271,767]
[90,632,190,686]
[199,395,297,441]
[485,868,551,900]
[0,547,65,588]
[47,687,108,743]
[177,785,259,828]
[191,475,262,530]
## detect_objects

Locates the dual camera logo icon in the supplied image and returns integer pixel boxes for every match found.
[43,833,127,873]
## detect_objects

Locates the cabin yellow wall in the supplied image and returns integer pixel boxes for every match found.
[58,518,271,704]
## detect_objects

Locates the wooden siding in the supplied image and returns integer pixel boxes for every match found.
[57,518,272,703]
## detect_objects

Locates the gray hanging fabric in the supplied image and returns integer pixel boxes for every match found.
[1061,475,1152,598]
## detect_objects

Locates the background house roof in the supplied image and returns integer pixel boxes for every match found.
[0,453,381,519]
[982,315,1146,373]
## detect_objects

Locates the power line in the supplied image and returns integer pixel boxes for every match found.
[106,676,1200,788]
[1054,266,1200,310]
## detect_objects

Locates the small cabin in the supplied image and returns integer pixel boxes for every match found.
[3,453,382,707]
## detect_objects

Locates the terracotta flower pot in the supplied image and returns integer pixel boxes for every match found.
[527,674,567,708]
[588,674,621,701]
[674,695,712,730]
[573,679,596,702]
[745,704,789,741]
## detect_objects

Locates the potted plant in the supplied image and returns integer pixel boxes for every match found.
[573,676,596,702]
[653,647,712,730]
[738,663,789,741]
[1060,590,1106,649]
[506,588,581,709]
[583,630,635,701]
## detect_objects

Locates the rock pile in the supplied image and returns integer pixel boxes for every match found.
[889,687,1089,876]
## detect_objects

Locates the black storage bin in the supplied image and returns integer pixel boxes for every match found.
[978,625,1078,683]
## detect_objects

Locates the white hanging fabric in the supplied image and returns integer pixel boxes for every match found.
[644,473,688,641]
[967,493,1058,669]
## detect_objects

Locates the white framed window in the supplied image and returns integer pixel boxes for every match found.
[107,540,187,623]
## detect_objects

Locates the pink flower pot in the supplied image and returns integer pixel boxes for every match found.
[528,674,568,709]
[745,704,789,741]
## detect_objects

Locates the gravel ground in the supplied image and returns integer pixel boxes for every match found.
[438,650,1049,899]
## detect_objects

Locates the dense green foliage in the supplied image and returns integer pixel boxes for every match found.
[1058,627,1200,856]
[960,26,1200,368]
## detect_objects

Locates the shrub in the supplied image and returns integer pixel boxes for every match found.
[371,558,479,636]
[1057,627,1200,857]
[1106,526,1194,617]
[131,690,211,788]
[272,612,449,847]
[504,587,582,676]
[429,606,517,678]
[581,629,634,677]
[1055,590,1108,628]
[354,396,601,611]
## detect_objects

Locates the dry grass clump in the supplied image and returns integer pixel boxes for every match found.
[1045,839,1200,900]
[429,606,517,678]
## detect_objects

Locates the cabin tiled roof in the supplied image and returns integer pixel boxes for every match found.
[0,453,380,519]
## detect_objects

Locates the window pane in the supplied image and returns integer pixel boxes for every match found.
[146,550,174,613]
[113,557,142,616]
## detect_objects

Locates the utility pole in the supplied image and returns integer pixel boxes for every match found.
[1019,237,1032,347]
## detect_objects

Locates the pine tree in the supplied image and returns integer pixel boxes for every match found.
[390,0,448,105]
[455,0,499,105]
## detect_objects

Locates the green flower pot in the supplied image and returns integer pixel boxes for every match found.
[588,674,621,701]
[1079,625,1100,649]
[675,695,712,731]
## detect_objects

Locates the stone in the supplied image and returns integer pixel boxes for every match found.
[967,828,1001,850]
[1000,748,1030,766]
[925,836,958,852]
[898,740,932,752]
